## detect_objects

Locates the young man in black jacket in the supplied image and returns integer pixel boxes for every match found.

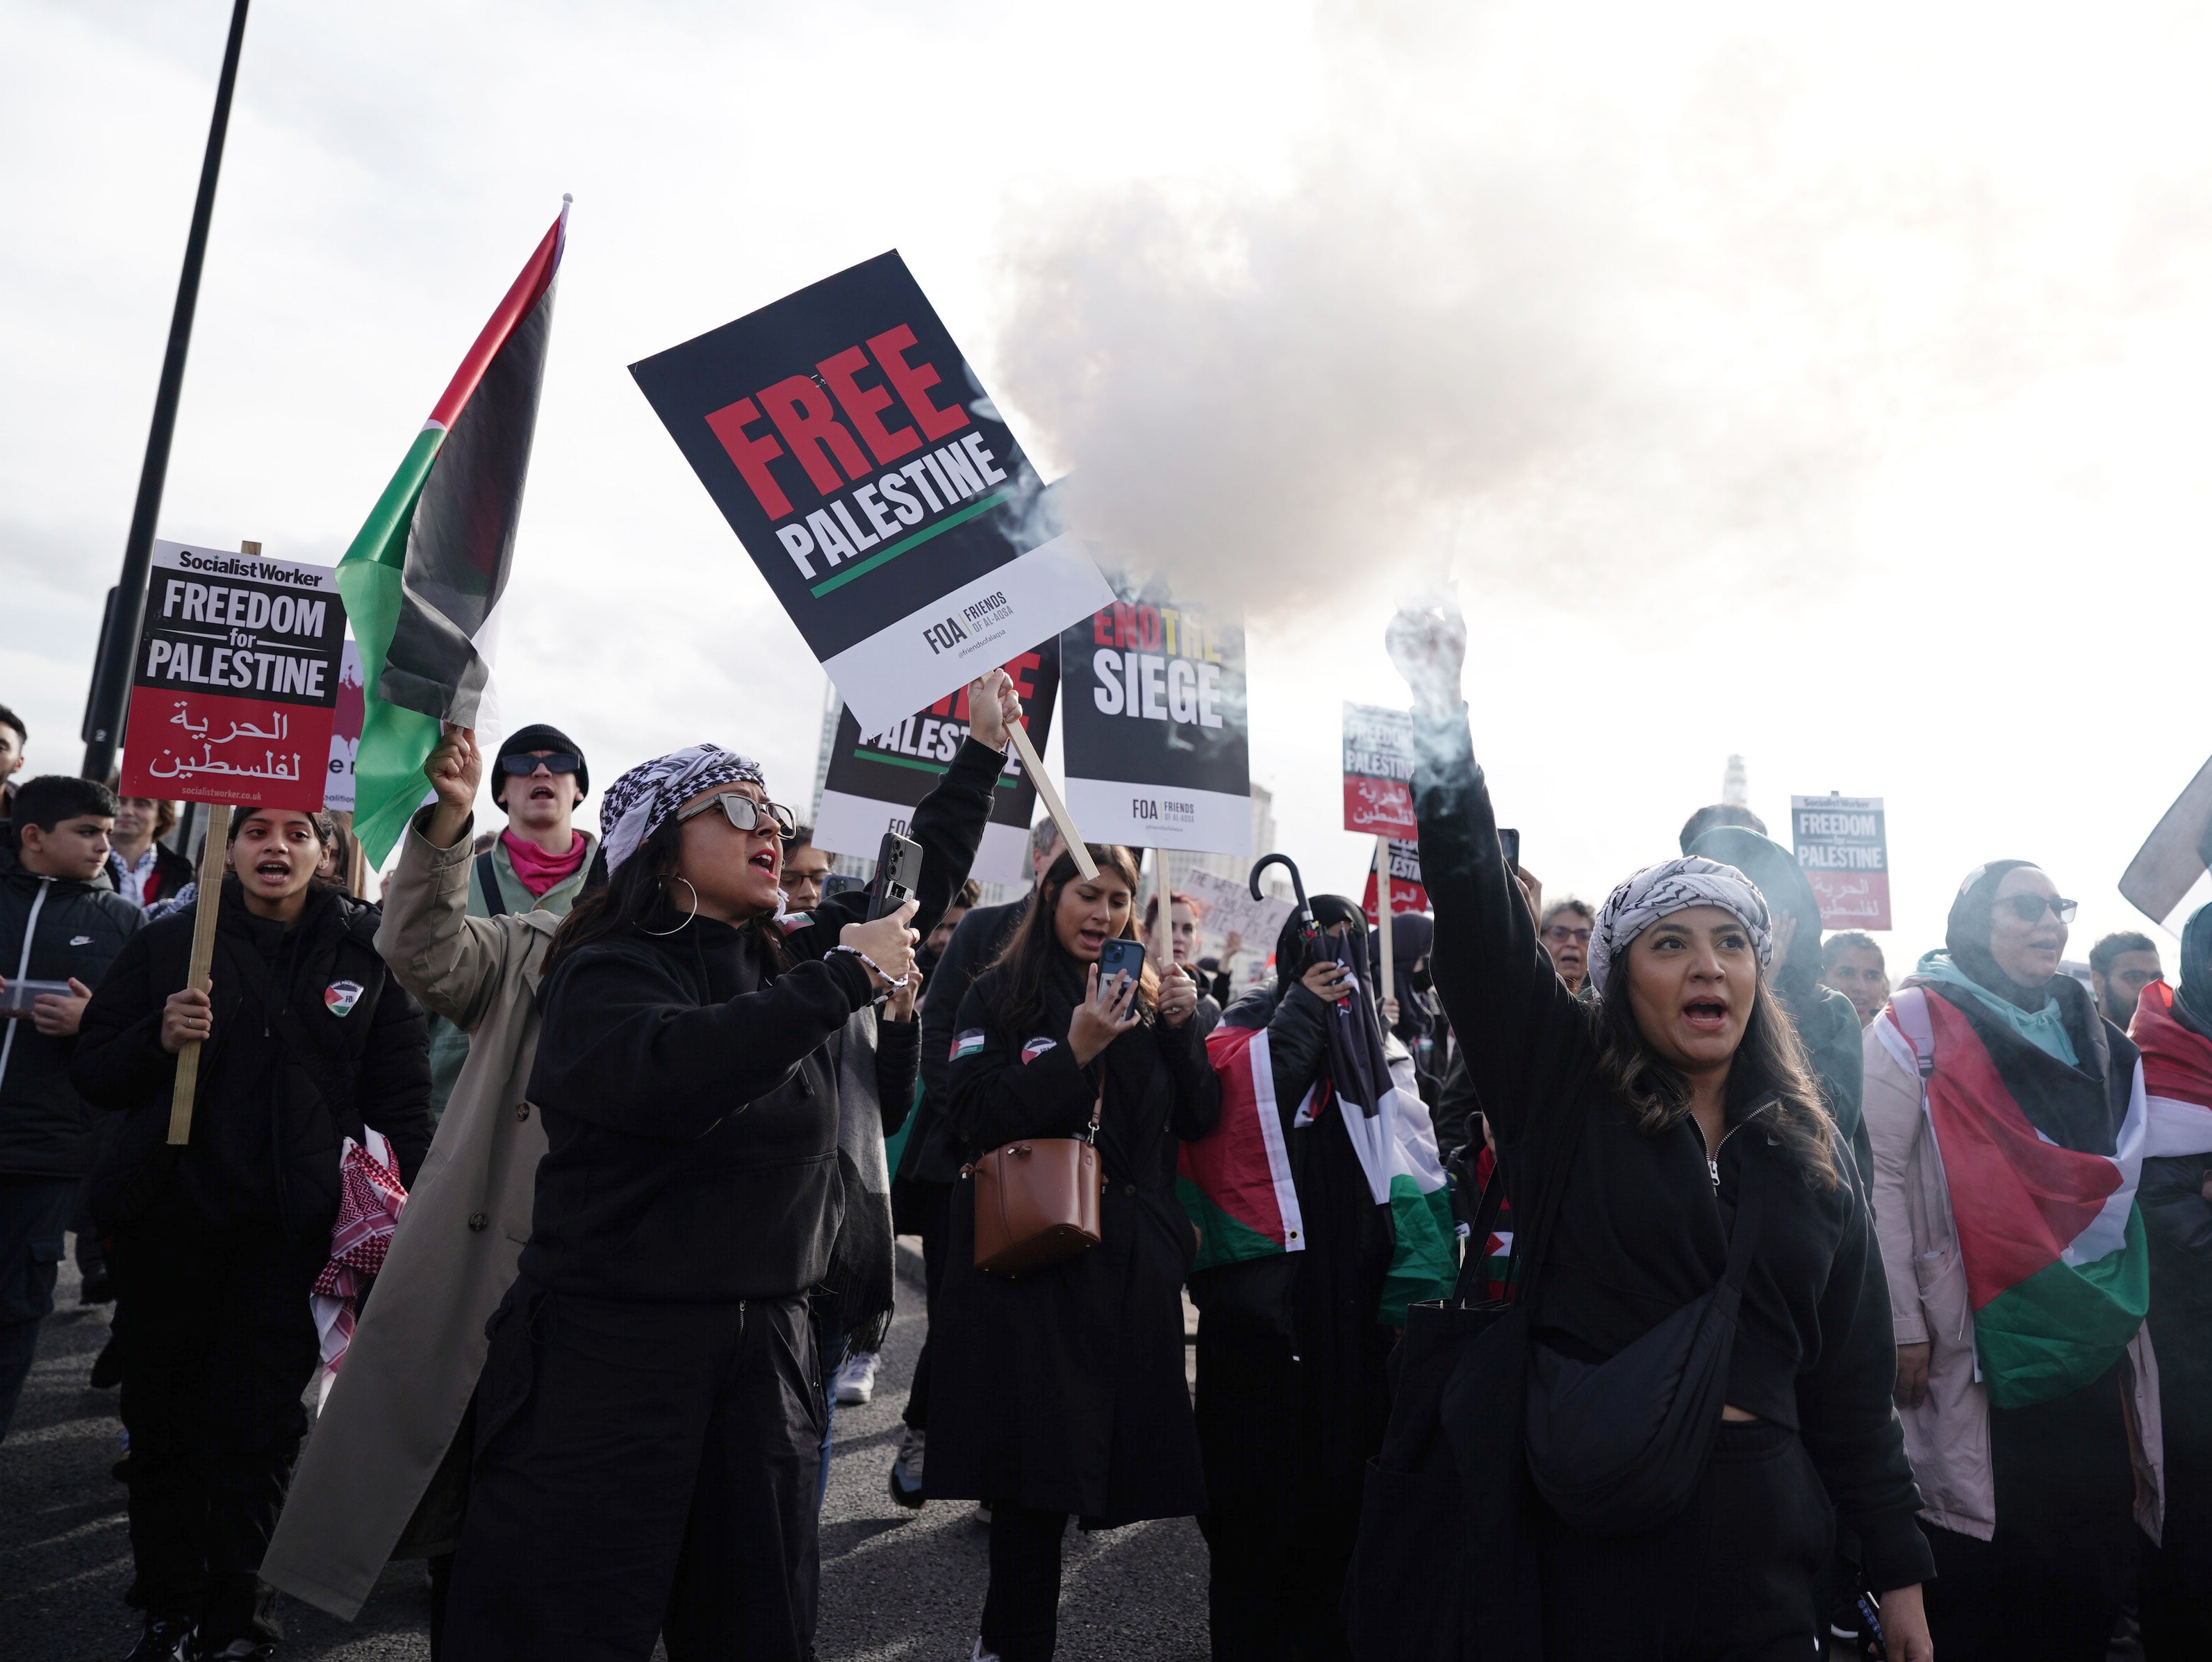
[888,815,1062,1504]
[0,776,140,1442]
[74,806,430,1662]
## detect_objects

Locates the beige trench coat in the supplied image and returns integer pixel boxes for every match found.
[263,810,571,1618]
[1863,1017,2164,1545]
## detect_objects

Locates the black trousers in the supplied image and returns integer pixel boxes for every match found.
[1922,1522,2138,1662]
[444,1283,824,1662]
[107,1205,327,1646]
[900,1179,951,1431]
[982,1504,1069,1662]
[1537,1419,1831,1661]
[0,1174,76,1443]
[1194,1331,1357,1661]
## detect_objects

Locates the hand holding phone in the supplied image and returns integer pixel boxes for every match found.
[0,978,73,1019]
[1096,937,1146,988]
[869,831,923,922]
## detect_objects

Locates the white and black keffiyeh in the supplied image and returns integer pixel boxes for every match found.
[599,743,766,873]
[1587,855,1772,993]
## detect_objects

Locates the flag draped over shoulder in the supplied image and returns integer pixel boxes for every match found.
[1875,985,2212,1407]
[339,203,568,864]
[2133,978,2212,1153]
[1180,1023,1305,1270]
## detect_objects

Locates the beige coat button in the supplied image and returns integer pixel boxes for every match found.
[468,1212,488,1233]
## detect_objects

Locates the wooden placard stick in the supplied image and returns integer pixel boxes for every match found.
[166,801,231,1144]
[1006,721,1096,880]
[1374,833,1396,1005]
[1152,846,1172,971]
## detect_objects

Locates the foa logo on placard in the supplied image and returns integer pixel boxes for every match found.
[922,616,970,655]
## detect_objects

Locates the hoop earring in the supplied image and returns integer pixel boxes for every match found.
[643,875,700,937]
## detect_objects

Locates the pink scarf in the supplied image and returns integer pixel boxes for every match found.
[502,829,587,898]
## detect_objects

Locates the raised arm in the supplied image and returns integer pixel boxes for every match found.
[1390,607,1587,1142]
[376,805,519,1030]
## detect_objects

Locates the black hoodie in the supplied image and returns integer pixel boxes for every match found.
[0,825,142,1176]
[74,877,431,1236]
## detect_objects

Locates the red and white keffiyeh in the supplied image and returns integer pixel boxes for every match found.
[310,1130,408,1408]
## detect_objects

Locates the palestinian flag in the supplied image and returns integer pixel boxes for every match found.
[1180,1023,1305,1270]
[1310,939,1457,1324]
[2129,978,2212,1154]
[338,201,568,864]
[1872,985,2212,1407]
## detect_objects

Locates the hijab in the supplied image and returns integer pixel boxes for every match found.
[1274,894,1370,994]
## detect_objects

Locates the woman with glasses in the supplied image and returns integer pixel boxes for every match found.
[1537,898,1594,994]
[1865,861,2163,1661]
[440,672,1018,1662]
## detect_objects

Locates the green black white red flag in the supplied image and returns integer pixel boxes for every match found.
[338,201,567,864]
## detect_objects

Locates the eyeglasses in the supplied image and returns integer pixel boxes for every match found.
[677,792,798,838]
[498,751,580,777]
[1996,894,2078,925]
[1544,925,1592,945]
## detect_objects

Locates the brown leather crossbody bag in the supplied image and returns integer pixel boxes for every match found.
[964,1089,1105,1276]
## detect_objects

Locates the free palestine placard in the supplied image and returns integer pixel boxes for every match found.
[119,542,347,813]
[629,251,1112,733]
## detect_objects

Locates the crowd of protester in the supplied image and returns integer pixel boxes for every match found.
[3,621,2211,1662]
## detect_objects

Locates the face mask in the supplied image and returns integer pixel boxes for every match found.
[1410,962,1433,994]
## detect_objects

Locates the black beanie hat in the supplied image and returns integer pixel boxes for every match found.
[494,723,589,806]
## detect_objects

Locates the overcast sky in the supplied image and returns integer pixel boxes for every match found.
[8,1,2212,971]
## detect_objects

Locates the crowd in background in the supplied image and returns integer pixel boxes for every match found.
[2,647,2209,1662]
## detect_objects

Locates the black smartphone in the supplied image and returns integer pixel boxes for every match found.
[1498,828,1521,870]
[868,831,923,921]
[821,873,867,903]
[1097,937,1146,987]
[0,979,71,1019]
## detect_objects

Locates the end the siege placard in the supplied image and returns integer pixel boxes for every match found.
[1057,578,1251,854]
[630,250,1112,734]
[118,541,347,812]
[814,645,1061,887]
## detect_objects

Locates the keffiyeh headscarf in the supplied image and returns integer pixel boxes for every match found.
[1587,855,1772,994]
[599,744,766,873]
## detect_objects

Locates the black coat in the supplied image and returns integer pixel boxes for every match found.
[900,894,1030,1190]
[927,953,1221,1521]
[520,734,1001,1305]
[1411,707,1934,1594]
[0,829,143,1176]
[74,878,431,1237]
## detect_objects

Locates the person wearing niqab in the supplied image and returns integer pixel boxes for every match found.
[1188,896,1398,1661]
[1863,859,2162,1661]
[2127,901,2212,1654]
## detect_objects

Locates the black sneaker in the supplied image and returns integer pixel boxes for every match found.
[119,1616,192,1661]
[92,1333,125,1390]
[81,1271,117,1304]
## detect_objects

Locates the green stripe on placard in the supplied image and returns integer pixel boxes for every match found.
[808,488,1012,598]
[851,748,1019,788]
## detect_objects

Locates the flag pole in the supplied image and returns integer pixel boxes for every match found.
[81,0,251,782]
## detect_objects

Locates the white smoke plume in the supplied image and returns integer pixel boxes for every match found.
[991,2,2212,620]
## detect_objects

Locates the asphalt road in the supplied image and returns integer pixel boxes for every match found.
[1,1242,1211,1662]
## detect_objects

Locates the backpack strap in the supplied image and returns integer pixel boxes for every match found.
[1889,986,1936,1081]
[476,850,510,917]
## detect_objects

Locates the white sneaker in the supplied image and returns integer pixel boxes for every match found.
[974,1501,993,1526]
[889,1425,925,1508]
[971,1640,1001,1661]
[834,1350,877,1405]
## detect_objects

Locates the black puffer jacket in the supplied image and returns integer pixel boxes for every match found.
[0,828,143,1177]
[74,878,431,1237]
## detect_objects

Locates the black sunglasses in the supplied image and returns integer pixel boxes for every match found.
[677,792,798,838]
[1997,894,2078,925]
[498,751,581,777]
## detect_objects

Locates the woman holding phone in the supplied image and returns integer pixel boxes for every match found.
[440,671,1017,1662]
[930,844,1220,1662]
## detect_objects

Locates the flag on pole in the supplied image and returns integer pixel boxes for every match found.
[1180,1023,1305,1269]
[338,201,568,864]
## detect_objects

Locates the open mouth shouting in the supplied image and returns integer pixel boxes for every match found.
[1682,996,1730,1035]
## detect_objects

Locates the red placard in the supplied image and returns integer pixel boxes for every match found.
[118,543,347,813]
[1362,837,1430,923]
[1342,702,1416,838]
